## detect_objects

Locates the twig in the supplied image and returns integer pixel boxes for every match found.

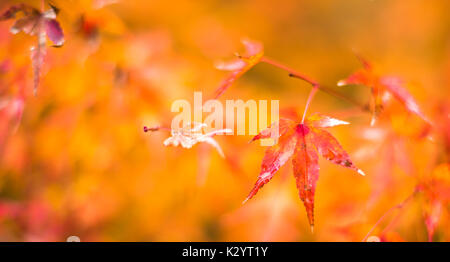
[145,52,370,133]
[143,125,171,133]
[261,56,318,86]
[261,56,369,112]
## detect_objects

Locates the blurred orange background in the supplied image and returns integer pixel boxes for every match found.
[0,0,449,241]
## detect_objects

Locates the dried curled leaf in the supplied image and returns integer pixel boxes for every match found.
[161,122,231,157]
[246,114,364,229]
[0,4,65,95]
[45,19,64,46]
[30,29,46,96]
[0,4,38,21]
[1,4,64,46]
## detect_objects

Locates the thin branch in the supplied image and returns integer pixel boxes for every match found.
[146,53,370,133]
[261,56,318,86]
[261,56,369,112]
[143,125,171,133]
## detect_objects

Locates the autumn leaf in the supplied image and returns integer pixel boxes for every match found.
[338,56,429,126]
[1,3,64,95]
[245,114,364,229]
[213,38,264,98]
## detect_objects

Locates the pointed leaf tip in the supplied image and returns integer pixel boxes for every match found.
[337,80,346,87]
[308,114,350,128]
[242,197,249,205]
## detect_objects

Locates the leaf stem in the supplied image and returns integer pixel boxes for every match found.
[147,53,369,133]
[261,56,318,86]
[261,56,369,112]
[301,85,318,124]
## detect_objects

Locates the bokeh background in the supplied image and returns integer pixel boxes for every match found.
[0,0,449,241]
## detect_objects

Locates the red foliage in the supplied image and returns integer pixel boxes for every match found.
[245,115,364,229]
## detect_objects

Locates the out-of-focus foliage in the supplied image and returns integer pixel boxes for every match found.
[0,0,449,241]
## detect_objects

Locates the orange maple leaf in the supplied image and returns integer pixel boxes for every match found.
[245,114,365,230]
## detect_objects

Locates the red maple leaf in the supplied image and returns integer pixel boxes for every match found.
[338,55,429,126]
[244,114,365,230]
